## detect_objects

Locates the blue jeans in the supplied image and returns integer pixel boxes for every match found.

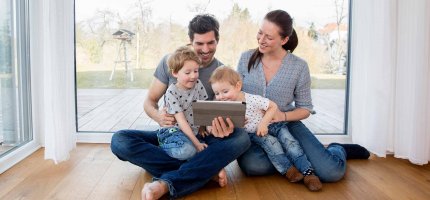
[238,121,346,182]
[157,127,197,160]
[111,128,250,198]
[249,122,313,175]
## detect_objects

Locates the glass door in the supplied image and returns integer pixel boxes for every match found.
[0,0,32,157]
[75,0,350,135]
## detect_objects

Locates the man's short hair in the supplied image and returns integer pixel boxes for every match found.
[188,14,220,42]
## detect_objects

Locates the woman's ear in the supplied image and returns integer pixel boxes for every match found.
[281,36,289,46]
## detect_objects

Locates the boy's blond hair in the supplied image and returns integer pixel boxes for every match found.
[209,66,242,86]
[168,46,201,73]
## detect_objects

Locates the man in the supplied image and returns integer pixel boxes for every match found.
[110,14,250,200]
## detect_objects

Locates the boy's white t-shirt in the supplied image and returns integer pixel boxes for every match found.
[244,92,270,133]
[164,79,208,135]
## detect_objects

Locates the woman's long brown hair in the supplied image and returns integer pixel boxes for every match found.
[247,10,298,72]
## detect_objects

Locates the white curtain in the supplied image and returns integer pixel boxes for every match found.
[350,0,430,165]
[30,0,76,163]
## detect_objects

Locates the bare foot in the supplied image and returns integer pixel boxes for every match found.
[212,169,228,187]
[141,181,168,200]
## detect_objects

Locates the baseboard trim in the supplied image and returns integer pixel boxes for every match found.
[0,140,41,174]
[77,132,114,143]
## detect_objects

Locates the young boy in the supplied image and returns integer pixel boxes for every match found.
[158,46,208,160]
[209,66,322,191]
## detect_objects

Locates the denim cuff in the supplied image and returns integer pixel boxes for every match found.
[152,177,176,198]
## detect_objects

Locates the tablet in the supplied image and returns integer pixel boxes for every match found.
[192,100,246,127]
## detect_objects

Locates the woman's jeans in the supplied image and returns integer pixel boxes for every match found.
[238,121,346,182]
[249,122,313,175]
[111,127,250,198]
[157,127,197,160]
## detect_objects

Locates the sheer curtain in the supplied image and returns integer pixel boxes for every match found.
[30,0,76,163]
[350,0,430,165]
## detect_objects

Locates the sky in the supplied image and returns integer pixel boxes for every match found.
[76,0,348,28]
[0,0,11,24]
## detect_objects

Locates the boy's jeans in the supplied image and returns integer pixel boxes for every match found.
[157,127,197,160]
[249,122,313,174]
[238,121,346,182]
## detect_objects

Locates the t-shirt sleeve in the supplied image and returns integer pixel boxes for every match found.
[153,55,170,85]
[164,88,183,114]
[197,80,208,100]
[251,94,270,111]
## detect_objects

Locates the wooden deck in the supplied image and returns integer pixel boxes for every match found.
[77,89,345,134]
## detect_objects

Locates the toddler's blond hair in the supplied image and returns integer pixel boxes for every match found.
[209,66,242,86]
[168,46,201,74]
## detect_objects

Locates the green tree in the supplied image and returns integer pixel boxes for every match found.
[294,27,329,74]
[218,3,258,67]
[308,22,318,41]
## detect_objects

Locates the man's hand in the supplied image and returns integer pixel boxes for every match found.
[211,117,234,138]
[157,107,176,127]
[199,126,211,137]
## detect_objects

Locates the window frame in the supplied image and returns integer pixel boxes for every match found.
[0,0,39,173]
[74,0,353,143]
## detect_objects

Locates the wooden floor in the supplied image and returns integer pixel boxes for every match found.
[1,144,430,200]
[77,89,345,134]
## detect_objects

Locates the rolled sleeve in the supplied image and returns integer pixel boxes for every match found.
[294,62,314,113]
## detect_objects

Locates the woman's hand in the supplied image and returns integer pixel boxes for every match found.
[157,107,176,127]
[271,109,286,123]
[211,117,234,138]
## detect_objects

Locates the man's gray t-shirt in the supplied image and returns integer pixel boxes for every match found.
[164,79,208,134]
[154,55,223,100]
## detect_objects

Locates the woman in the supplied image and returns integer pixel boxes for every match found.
[236,10,369,182]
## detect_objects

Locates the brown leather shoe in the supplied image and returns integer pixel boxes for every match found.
[304,175,322,191]
[285,166,304,182]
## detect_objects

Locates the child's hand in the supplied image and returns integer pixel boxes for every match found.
[195,142,208,152]
[256,122,269,136]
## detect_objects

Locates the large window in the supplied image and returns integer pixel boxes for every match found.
[75,0,350,134]
[0,0,32,157]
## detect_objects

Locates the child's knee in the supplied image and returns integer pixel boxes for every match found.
[171,142,197,160]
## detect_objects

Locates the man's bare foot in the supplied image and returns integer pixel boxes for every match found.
[141,181,168,200]
[212,169,228,187]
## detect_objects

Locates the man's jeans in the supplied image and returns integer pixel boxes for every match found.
[249,122,313,175]
[157,127,197,160]
[111,128,250,198]
[238,121,346,182]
